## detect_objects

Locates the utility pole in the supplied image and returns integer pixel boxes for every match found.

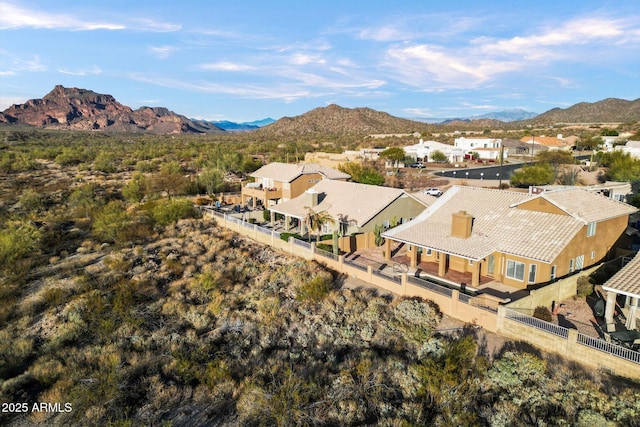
[498,142,504,189]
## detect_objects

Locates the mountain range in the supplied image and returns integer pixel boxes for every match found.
[415,109,538,124]
[0,85,224,134]
[1,86,639,136]
[208,118,275,131]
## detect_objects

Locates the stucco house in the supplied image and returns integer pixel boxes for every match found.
[241,162,350,208]
[268,179,429,236]
[453,137,504,160]
[382,186,637,290]
[403,139,465,163]
[520,135,575,152]
[615,140,640,159]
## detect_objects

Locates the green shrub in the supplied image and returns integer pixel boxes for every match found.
[576,276,594,298]
[151,198,196,226]
[93,201,131,243]
[279,232,304,242]
[533,306,553,322]
[93,151,117,173]
[0,222,40,271]
[296,272,333,302]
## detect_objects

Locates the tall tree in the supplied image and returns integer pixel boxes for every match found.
[303,207,334,242]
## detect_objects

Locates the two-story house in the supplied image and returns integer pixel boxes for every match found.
[382,186,637,290]
[269,179,429,236]
[453,137,504,160]
[241,162,350,208]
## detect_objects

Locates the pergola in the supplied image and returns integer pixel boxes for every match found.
[602,252,640,331]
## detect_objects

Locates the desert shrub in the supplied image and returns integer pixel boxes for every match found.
[576,276,594,298]
[135,160,156,172]
[122,172,148,203]
[296,271,333,302]
[68,183,99,218]
[93,151,117,173]
[151,198,196,226]
[93,201,131,243]
[533,306,553,322]
[19,189,45,213]
[0,221,40,271]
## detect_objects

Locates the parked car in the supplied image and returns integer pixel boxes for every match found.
[424,188,443,197]
[410,162,424,168]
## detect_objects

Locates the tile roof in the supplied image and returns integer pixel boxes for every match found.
[383,185,636,263]
[514,187,638,224]
[520,136,571,147]
[269,180,426,226]
[603,252,640,297]
[250,162,350,182]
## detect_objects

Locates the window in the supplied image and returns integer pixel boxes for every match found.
[528,264,537,283]
[591,250,596,259]
[469,259,473,266]
[425,248,432,255]
[587,222,597,237]
[487,255,495,275]
[550,265,557,280]
[506,260,525,281]
[569,258,575,273]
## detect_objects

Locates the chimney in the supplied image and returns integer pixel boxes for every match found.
[305,188,319,207]
[451,210,473,239]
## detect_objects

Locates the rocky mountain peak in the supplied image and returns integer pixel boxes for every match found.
[0,86,224,134]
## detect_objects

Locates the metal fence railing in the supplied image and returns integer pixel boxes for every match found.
[577,332,640,364]
[344,258,368,272]
[315,247,339,261]
[372,268,402,283]
[291,237,312,250]
[406,275,453,297]
[504,308,569,338]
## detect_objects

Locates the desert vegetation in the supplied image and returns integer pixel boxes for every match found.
[1,131,640,426]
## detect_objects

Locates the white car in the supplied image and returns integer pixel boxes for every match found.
[424,188,443,197]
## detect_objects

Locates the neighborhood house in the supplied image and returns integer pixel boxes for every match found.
[382,186,637,289]
[268,179,429,236]
[241,162,350,208]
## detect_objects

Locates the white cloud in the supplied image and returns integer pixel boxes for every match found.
[0,53,46,75]
[58,66,102,76]
[131,18,181,33]
[403,107,434,117]
[289,53,326,65]
[149,46,177,59]
[384,44,520,90]
[0,2,179,32]
[200,61,255,72]
[0,2,125,30]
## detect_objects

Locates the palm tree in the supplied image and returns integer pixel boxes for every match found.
[303,207,334,242]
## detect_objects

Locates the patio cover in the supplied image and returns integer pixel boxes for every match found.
[602,252,640,330]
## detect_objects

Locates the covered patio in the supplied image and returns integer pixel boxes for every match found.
[602,252,640,333]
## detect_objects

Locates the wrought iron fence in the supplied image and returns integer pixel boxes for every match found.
[315,247,339,261]
[577,332,640,364]
[291,237,312,250]
[344,258,368,272]
[372,267,401,283]
[504,308,569,338]
[406,275,453,297]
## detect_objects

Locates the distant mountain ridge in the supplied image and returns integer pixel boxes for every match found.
[526,98,640,124]
[208,118,275,131]
[256,104,431,137]
[2,86,638,136]
[414,108,538,124]
[0,85,224,134]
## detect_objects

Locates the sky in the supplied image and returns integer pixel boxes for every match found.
[1,0,639,122]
